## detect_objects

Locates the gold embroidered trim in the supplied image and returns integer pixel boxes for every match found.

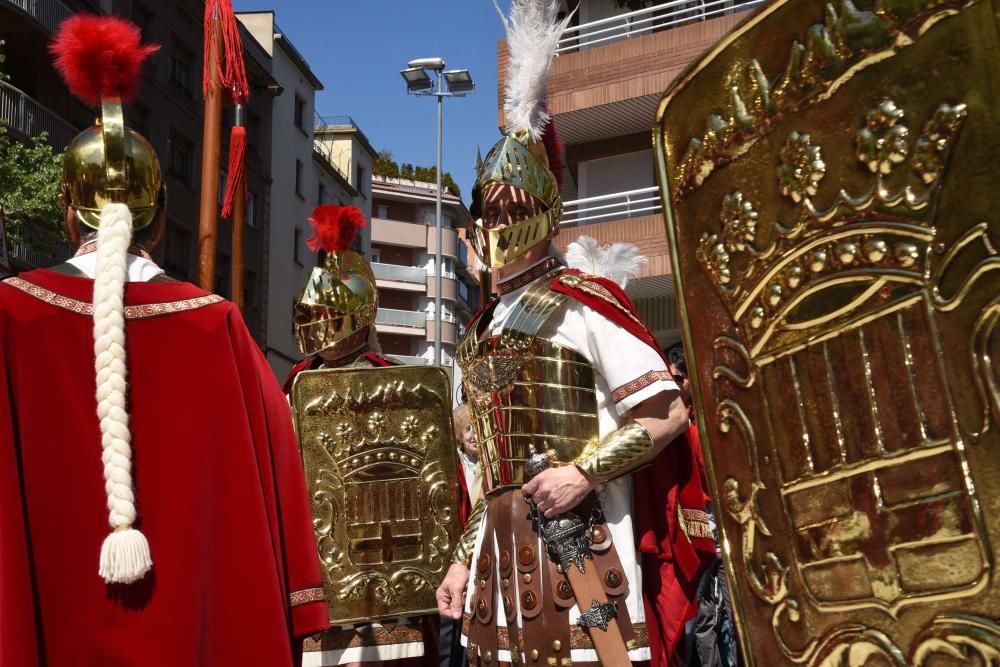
[557,273,646,328]
[3,276,225,319]
[289,587,326,607]
[462,613,649,652]
[611,370,675,403]
[678,505,714,541]
[304,621,424,651]
[497,256,561,295]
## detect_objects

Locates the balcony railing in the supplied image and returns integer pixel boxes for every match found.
[11,241,67,269]
[426,311,458,324]
[557,0,762,54]
[315,113,374,155]
[560,186,661,227]
[372,262,427,284]
[1,0,74,33]
[376,308,427,329]
[0,81,79,151]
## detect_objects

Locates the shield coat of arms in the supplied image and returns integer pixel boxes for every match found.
[655,0,1000,663]
[291,365,460,625]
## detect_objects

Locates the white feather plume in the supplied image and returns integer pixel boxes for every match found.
[493,0,573,141]
[565,235,647,288]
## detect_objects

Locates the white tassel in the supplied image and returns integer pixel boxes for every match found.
[565,235,647,288]
[92,202,152,584]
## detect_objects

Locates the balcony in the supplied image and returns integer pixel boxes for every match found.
[373,262,427,292]
[426,274,457,301]
[0,81,79,150]
[371,217,428,248]
[561,186,661,227]
[557,0,763,54]
[375,308,426,337]
[502,2,758,145]
[426,226,459,258]
[1,0,73,34]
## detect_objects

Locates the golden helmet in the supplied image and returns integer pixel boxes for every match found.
[468,130,564,269]
[51,15,163,230]
[294,206,377,357]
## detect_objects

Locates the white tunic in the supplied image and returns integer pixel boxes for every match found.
[462,258,677,664]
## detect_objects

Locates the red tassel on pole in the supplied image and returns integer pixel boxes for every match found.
[221,124,246,219]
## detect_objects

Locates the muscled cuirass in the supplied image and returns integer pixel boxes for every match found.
[457,270,601,494]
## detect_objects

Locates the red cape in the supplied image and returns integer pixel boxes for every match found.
[0,270,328,667]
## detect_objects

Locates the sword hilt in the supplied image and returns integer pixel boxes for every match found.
[524,444,592,573]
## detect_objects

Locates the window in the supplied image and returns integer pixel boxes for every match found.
[318,182,326,206]
[377,205,388,219]
[167,129,193,186]
[294,95,306,131]
[295,159,304,198]
[214,252,230,299]
[294,227,303,266]
[133,3,155,43]
[356,164,366,193]
[371,248,381,263]
[246,192,256,228]
[247,113,260,154]
[169,39,194,94]
[164,223,192,278]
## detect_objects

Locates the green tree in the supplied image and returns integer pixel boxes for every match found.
[400,162,414,180]
[0,127,65,248]
[373,148,400,179]
[0,38,66,251]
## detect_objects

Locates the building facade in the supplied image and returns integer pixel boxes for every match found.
[370,175,479,367]
[0,0,277,342]
[237,12,365,381]
[497,0,760,346]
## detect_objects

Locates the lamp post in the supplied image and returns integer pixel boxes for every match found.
[400,59,474,367]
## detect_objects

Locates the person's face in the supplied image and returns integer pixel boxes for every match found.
[669,362,692,407]
[481,183,546,229]
[460,423,478,458]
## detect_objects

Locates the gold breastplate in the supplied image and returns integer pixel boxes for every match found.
[457,271,600,494]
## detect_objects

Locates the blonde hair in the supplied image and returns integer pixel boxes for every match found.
[453,403,472,444]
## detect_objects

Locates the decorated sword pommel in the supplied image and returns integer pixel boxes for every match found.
[524,444,551,480]
[577,599,619,632]
[524,444,593,573]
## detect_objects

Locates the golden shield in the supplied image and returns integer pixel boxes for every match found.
[655,0,1000,664]
[291,366,460,625]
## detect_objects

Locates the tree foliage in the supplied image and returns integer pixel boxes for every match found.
[0,42,66,249]
[372,148,462,198]
[0,128,66,247]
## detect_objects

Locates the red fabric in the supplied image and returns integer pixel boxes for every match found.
[0,269,328,667]
[455,458,472,531]
[283,351,398,395]
[550,269,715,662]
[642,554,700,667]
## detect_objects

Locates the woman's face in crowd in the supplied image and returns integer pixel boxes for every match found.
[461,423,478,457]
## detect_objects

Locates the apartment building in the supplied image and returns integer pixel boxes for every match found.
[370,175,479,367]
[497,0,760,346]
[0,0,278,342]
[237,12,366,380]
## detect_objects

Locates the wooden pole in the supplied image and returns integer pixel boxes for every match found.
[230,144,246,310]
[197,15,223,291]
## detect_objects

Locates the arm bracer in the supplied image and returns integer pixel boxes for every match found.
[575,420,654,483]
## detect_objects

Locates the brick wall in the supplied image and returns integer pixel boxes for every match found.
[555,213,671,279]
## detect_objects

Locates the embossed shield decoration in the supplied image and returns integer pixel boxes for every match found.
[291,366,460,625]
[655,1,1000,664]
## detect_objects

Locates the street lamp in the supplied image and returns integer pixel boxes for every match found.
[400,57,475,368]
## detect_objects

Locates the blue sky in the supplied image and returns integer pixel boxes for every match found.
[234,0,510,200]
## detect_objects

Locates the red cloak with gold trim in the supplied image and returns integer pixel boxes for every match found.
[0,269,328,667]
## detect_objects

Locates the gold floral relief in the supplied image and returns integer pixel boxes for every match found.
[655,0,1000,663]
[290,366,459,625]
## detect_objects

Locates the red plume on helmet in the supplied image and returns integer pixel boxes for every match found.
[541,112,564,191]
[50,14,159,105]
[307,205,368,253]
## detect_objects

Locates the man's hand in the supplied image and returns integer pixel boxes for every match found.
[436,563,470,620]
[522,464,598,518]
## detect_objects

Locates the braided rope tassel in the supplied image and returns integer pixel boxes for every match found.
[93,203,152,584]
